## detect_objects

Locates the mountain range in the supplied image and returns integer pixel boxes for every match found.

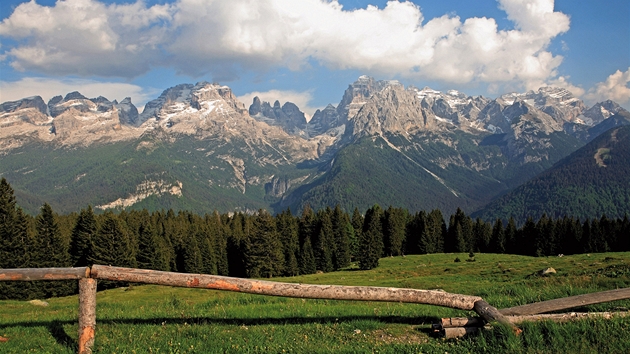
[1,76,628,218]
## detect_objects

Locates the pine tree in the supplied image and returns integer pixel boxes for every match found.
[226,213,248,277]
[331,205,352,270]
[35,203,71,268]
[535,214,555,256]
[246,210,284,278]
[89,212,137,268]
[383,206,407,256]
[313,209,334,272]
[182,231,204,274]
[420,209,445,254]
[446,208,472,253]
[34,203,73,297]
[0,178,20,269]
[276,209,300,276]
[136,214,169,271]
[299,235,317,275]
[505,217,518,254]
[69,206,97,267]
[0,185,38,300]
[473,218,492,253]
[208,211,229,276]
[490,219,505,254]
[350,207,363,260]
[357,205,384,270]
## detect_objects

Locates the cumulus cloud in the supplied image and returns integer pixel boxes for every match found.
[0,0,571,90]
[584,68,630,106]
[237,90,321,120]
[0,77,156,107]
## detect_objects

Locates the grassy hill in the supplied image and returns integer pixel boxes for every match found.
[1,252,629,353]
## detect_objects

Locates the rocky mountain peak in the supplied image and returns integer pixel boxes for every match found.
[349,83,439,138]
[0,96,47,115]
[247,96,307,136]
[337,76,403,122]
[581,100,627,125]
[64,91,88,101]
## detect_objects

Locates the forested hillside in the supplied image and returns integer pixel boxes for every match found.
[474,125,630,223]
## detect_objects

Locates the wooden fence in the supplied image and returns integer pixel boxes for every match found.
[1,266,629,353]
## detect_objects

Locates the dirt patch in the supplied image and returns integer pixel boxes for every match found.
[594,148,611,167]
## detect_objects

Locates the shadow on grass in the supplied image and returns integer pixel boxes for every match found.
[48,320,77,352]
[1,314,440,330]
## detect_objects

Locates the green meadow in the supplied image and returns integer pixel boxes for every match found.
[1,252,630,353]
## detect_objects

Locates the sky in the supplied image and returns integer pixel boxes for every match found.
[0,0,629,117]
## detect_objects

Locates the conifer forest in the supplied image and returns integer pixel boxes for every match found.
[1,177,629,300]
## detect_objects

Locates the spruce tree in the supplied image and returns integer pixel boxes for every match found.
[490,219,505,254]
[420,209,445,254]
[505,217,518,254]
[383,206,407,256]
[35,203,71,268]
[474,218,492,253]
[136,215,169,271]
[89,211,137,268]
[314,210,334,272]
[226,213,248,277]
[405,211,423,255]
[69,206,97,267]
[299,235,317,275]
[34,203,73,297]
[357,205,384,270]
[182,231,204,274]
[0,179,36,299]
[331,205,352,270]
[276,209,300,276]
[350,207,363,259]
[246,210,284,278]
[208,211,229,276]
[0,189,18,268]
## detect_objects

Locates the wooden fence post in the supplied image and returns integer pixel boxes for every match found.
[78,277,96,354]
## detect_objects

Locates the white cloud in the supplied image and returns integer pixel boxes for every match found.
[0,0,571,91]
[584,68,630,106]
[0,77,156,107]
[237,89,321,120]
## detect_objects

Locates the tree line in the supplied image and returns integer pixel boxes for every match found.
[1,177,629,300]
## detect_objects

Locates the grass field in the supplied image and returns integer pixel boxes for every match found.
[1,252,630,353]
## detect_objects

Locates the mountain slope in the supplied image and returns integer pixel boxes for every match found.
[1,76,628,215]
[473,125,630,223]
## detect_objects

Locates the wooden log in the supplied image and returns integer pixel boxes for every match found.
[436,317,485,329]
[78,278,97,354]
[0,267,90,281]
[442,327,481,339]
[438,311,630,328]
[500,287,630,316]
[474,300,521,334]
[90,265,483,310]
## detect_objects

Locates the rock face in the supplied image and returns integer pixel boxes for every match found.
[116,97,140,126]
[581,100,626,125]
[0,96,47,116]
[248,97,307,136]
[0,96,52,151]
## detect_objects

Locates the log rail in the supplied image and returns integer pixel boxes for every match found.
[1,266,629,352]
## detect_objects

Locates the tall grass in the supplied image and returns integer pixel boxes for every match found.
[1,252,629,353]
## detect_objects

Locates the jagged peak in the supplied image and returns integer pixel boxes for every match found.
[64,91,88,101]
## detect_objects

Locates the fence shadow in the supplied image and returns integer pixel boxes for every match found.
[1,314,440,330]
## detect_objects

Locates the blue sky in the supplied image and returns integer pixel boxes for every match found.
[1,0,628,116]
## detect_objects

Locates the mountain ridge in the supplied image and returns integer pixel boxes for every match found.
[1,76,628,216]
